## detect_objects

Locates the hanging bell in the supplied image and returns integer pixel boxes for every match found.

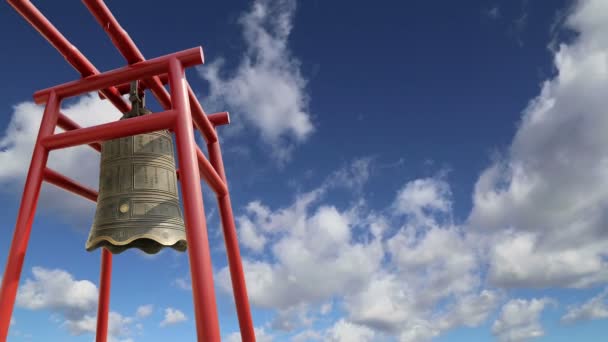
[86,81,187,254]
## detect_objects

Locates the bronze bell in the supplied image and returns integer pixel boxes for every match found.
[86,81,187,254]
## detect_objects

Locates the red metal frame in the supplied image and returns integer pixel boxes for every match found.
[0,1,255,341]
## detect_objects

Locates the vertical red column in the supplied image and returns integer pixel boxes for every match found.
[95,248,112,342]
[208,141,256,341]
[0,92,61,341]
[168,58,221,341]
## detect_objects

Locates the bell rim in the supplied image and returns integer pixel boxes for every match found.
[85,233,187,252]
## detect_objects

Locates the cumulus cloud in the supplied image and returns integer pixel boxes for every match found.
[17,267,98,319]
[468,0,608,289]
[325,319,376,342]
[199,0,313,162]
[225,327,274,342]
[561,288,608,323]
[15,267,139,341]
[217,173,495,340]
[135,305,154,319]
[492,298,554,342]
[0,94,121,223]
[159,308,187,327]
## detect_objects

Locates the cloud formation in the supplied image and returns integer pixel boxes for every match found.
[15,267,140,342]
[199,0,313,162]
[218,168,496,340]
[159,308,187,327]
[492,298,554,342]
[469,0,608,289]
[561,288,608,323]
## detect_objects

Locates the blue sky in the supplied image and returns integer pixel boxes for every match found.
[1,0,608,341]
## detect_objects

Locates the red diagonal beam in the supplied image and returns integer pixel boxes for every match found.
[43,167,98,202]
[82,0,219,143]
[6,0,130,113]
[56,113,102,152]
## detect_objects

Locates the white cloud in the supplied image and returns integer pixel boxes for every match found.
[225,327,274,342]
[325,319,376,342]
[492,298,554,342]
[64,311,134,342]
[135,304,154,319]
[393,177,452,225]
[561,288,608,323]
[159,308,187,327]
[9,317,15,326]
[0,94,121,222]
[16,267,98,319]
[15,267,139,341]
[173,277,192,291]
[468,0,608,289]
[199,0,313,162]
[218,173,496,340]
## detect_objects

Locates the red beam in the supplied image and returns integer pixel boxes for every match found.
[169,57,222,341]
[82,0,219,143]
[195,147,228,196]
[42,110,176,150]
[34,47,204,104]
[96,249,112,342]
[99,74,169,98]
[82,0,172,110]
[208,112,230,127]
[43,167,98,202]
[6,0,130,113]
[56,113,102,152]
[186,84,218,142]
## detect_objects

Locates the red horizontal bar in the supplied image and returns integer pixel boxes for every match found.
[99,74,169,99]
[56,113,102,152]
[41,110,176,150]
[34,47,204,104]
[208,112,230,127]
[82,0,218,143]
[7,0,130,113]
[43,167,98,202]
[195,147,228,196]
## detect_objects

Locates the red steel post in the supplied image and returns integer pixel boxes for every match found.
[208,140,256,342]
[0,92,61,340]
[96,249,112,342]
[168,58,221,341]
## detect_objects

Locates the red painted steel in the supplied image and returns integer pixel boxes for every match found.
[0,92,61,341]
[81,0,219,143]
[169,58,221,341]
[195,147,228,196]
[208,111,231,127]
[43,167,99,202]
[100,74,169,98]
[34,47,204,104]
[6,0,130,113]
[3,2,256,341]
[57,113,102,152]
[82,0,171,109]
[41,166,112,342]
[42,110,177,150]
[96,249,112,342]
[208,140,256,341]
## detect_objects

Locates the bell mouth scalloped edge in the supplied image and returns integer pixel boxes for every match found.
[85,233,187,255]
